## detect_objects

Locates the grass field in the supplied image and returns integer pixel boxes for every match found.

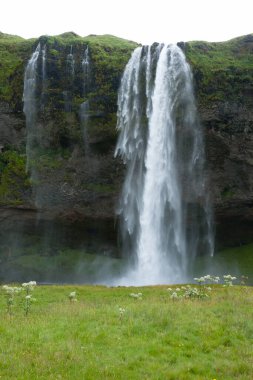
[0,283,252,379]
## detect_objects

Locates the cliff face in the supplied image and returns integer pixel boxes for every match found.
[0,33,136,218]
[186,35,253,246]
[0,32,252,251]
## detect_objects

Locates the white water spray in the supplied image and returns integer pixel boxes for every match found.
[115,44,213,285]
[82,46,90,95]
[40,45,47,110]
[80,46,90,154]
[23,43,41,172]
[64,46,75,112]
[67,45,75,76]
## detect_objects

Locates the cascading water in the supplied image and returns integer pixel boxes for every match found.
[64,45,75,112]
[67,45,75,76]
[80,46,90,154]
[82,46,90,95]
[23,43,41,172]
[40,45,47,111]
[115,43,213,285]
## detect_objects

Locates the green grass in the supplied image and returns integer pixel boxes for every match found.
[0,284,252,379]
[0,150,30,205]
[185,34,253,105]
[0,33,35,102]
[186,35,253,71]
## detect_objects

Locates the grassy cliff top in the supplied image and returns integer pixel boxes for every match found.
[186,33,253,70]
[0,31,252,106]
[0,32,138,105]
[184,34,253,104]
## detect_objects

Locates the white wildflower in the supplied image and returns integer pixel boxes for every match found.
[119,307,126,316]
[170,292,178,299]
[22,281,36,290]
[69,291,77,301]
[129,292,142,299]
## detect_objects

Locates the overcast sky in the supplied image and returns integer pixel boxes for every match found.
[1,0,253,44]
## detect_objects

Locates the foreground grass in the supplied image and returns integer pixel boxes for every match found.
[0,285,252,379]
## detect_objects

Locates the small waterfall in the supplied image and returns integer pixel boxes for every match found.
[79,46,90,154]
[80,101,90,155]
[41,45,47,111]
[42,45,46,82]
[115,44,213,285]
[64,46,75,112]
[23,43,41,172]
[82,46,90,95]
[67,45,75,76]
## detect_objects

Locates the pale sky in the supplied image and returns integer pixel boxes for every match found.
[1,0,253,44]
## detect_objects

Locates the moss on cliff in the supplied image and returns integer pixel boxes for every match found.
[0,150,30,205]
[0,32,138,209]
[185,34,253,105]
[0,33,35,108]
[0,32,137,113]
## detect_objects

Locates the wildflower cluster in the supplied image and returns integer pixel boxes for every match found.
[129,292,143,300]
[167,285,211,300]
[194,275,220,284]
[2,281,36,316]
[118,307,126,321]
[194,274,238,287]
[69,291,77,302]
[240,275,248,285]
[2,285,22,315]
[22,281,37,316]
[22,281,37,290]
[223,275,237,287]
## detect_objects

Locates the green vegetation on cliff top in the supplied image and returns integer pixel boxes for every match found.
[0,33,35,102]
[185,34,253,103]
[0,32,137,104]
[186,34,253,68]
[1,31,252,107]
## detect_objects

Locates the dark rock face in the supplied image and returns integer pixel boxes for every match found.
[0,102,25,148]
[0,33,253,252]
[0,207,118,254]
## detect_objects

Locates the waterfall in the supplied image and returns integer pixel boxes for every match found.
[115,44,213,285]
[80,46,90,154]
[67,45,75,76]
[80,101,89,154]
[40,45,47,110]
[64,46,75,112]
[82,46,90,95]
[23,43,41,172]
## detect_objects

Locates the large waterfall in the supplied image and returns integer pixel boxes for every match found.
[115,44,213,285]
